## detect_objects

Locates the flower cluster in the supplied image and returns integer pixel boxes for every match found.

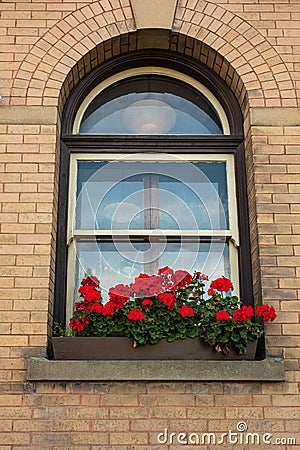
[200,276,277,355]
[68,267,205,344]
[67,269,276,355]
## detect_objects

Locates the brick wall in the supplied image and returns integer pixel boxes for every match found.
[0,0,299,448]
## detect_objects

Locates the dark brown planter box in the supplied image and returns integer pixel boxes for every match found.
[51,337,257,360]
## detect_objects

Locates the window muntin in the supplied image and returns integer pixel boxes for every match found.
[67,153,239,315]
[79,77,223,135]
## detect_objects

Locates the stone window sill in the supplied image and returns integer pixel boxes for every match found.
[27,357,285,382]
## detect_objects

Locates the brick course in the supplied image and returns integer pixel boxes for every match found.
[0,0,300,448]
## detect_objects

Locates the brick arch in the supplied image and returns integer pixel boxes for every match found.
[174,0,296,108]
[11,0,135,106]
[11,0,296,110]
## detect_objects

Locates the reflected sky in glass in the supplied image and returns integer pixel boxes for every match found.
[75,161,228,231]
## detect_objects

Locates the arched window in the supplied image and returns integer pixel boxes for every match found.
[54,52,252,326]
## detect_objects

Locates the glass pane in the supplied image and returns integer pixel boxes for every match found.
[76,161,229,230]
[157,162,228,230]
[76,161,144,230]
[74,238,229,302]
[79,77,223,135]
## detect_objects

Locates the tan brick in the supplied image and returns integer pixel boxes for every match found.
[214,394,252,406]
[109,406,148,419]
[131,419,168,431]
[12,323,47,335]
[71,433,109,445]
[93,419,129,432]
[188,407,225,419]
[0,407,31,418]
[0,420,12,432]
[225,407,263,419]
[157,394,196,406]
[264,407,300,419]
[110,432,148,445]
[31,434,70,446]
[70,407,108,419]
[52,419,90,432]
[282,324,300,335]
[0,434,30,445]
[0,395,23,407]
[13,420,50,432]
[43,395,81,406]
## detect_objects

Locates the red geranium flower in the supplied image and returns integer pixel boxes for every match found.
[131,275,163,298]
[69,317,89,333]
[178,304,195,317]
[171,270,193,291]
[256,304,277,321]
[232,305,254,322]
[109,283,131,309]
[207,288,216,296]
[158,266,174,275]
[102,302,115,316]
[75,299,90,313]
[81,276,100,288]
[194,271,209,282]
[141,299,153,306]
[88,302,102,314]
[158,292,176,310]
[210,276,233,293]
[215,310,230,321]
[127,309,144,321]
[78,285,101,302]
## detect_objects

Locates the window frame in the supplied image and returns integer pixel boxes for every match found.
[54,50,252,327]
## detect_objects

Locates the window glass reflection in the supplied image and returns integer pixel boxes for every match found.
[79,77,223,135]
[75,238,230,302]
[76,161,228,230]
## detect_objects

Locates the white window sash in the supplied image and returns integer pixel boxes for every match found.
[66,153,240,321]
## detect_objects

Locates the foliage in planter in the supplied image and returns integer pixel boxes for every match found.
[199,277,276,355]
[67,268,276,355]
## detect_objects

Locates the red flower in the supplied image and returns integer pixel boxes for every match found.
[232,305,254,322]
[109,283,131,309]
[215,310,230,321]
[171,270,193,291]
[194,271,209,282]
[81,276,100,288]
[178,304,195,317]
[127,309,144,321]
[88,302,102,314]
[158,292,176,310]
[75,300,90,313]
[256,304,277,321]
[78,285,101,302]
[207,288,216,296]
[69,317,89,333]
[141,299,153,306]
[102,302,115,316]
[131,275,163,298]
[158,266,174,275]
[210,276,233,293]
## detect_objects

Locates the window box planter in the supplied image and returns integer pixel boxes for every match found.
[51,337,257,361]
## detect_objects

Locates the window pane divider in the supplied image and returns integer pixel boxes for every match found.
[72,229,232,238]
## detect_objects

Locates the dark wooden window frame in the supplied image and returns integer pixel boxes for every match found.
[54,50,252,327]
